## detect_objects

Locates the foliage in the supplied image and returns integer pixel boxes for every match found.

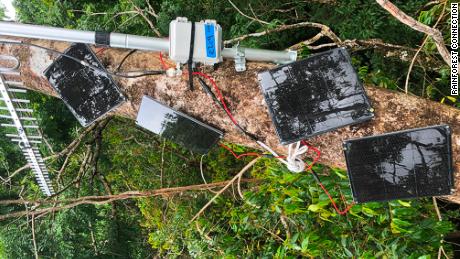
[0,3,5,20]
[140,160,455,257]
[0,0,456,257]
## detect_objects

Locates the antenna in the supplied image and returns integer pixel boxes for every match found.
[0,55,54,196]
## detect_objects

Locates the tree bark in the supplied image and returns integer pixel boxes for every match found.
[2,38,460,203]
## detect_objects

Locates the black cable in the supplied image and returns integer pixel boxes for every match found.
[188,22,196,91]
[115,49,137,72]
[197,77,258,141]
[0,41,165,78]
[310,168,322,183]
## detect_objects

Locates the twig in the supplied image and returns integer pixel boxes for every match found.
[88,221,98,255]
[280,214,291,240]
[56,153,71,186]
[227,0,269,25]
[189,157,260,223]
[433,197,449,259]
[404,1,446,94]
[53,146,92,197]
[160,140,165,188]
[289,32,324,50]
[433,197,442,221]
[129,0,162,37]
[376,0,451,66]
[145,0,159,18]
[253,221,284,242]
[31,214,39,259]
[225,21,340,45]
[39,129,55,155]
[69,10,137,16]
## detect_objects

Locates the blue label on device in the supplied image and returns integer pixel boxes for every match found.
[204,24,217,58]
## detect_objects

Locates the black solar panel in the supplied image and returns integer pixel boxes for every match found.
[343,125,454,203]
[44,43,126,127]
[136,96,223,154]
[258,48,374,145]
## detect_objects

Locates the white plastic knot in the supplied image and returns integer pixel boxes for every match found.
[286,159,305,173]
[257,140,309,173]
[286,142,308,173]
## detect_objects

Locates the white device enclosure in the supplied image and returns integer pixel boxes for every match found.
[169,17,222,66]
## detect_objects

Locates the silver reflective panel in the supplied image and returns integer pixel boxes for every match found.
[136,96,223,154]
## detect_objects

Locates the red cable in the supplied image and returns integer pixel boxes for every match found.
[159,52,169,70]
[301,140,321,171]
[300,140,354,215]
[317,182,355,215]
[219,143,260,159]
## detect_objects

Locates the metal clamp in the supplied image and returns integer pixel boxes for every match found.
[234,43,246,72]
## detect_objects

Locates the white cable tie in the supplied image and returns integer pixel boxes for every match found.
[286,142,308,173]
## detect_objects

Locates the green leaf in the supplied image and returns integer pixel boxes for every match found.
[301,237,309,252]
[308,204,320,212]
[397,200,411,207]
[362,207,378,217]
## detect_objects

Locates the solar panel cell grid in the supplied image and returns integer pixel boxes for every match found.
[343,125,454,203]
[44,43,126,127]
[258,48,374,145]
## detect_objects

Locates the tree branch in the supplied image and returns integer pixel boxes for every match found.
[376,0,451,66]
[189,157,260,223]
[404,1,447,94]
[0,178,262,221]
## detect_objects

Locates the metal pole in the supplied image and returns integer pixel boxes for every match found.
[0,21,296,63]
[222,47,297,64]
[0,21,169,52]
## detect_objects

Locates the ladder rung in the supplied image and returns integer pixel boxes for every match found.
[1,123,39,129]
[18,117,37,121]
[17,108,34,112]
[11,139,42,144]
[7,88,27,93]
[6,134,40,139]
[0,115,36,120]
[5,81,23,87]
[0,71,20,76]
[0,98,30,103]
[0,106,33,112]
